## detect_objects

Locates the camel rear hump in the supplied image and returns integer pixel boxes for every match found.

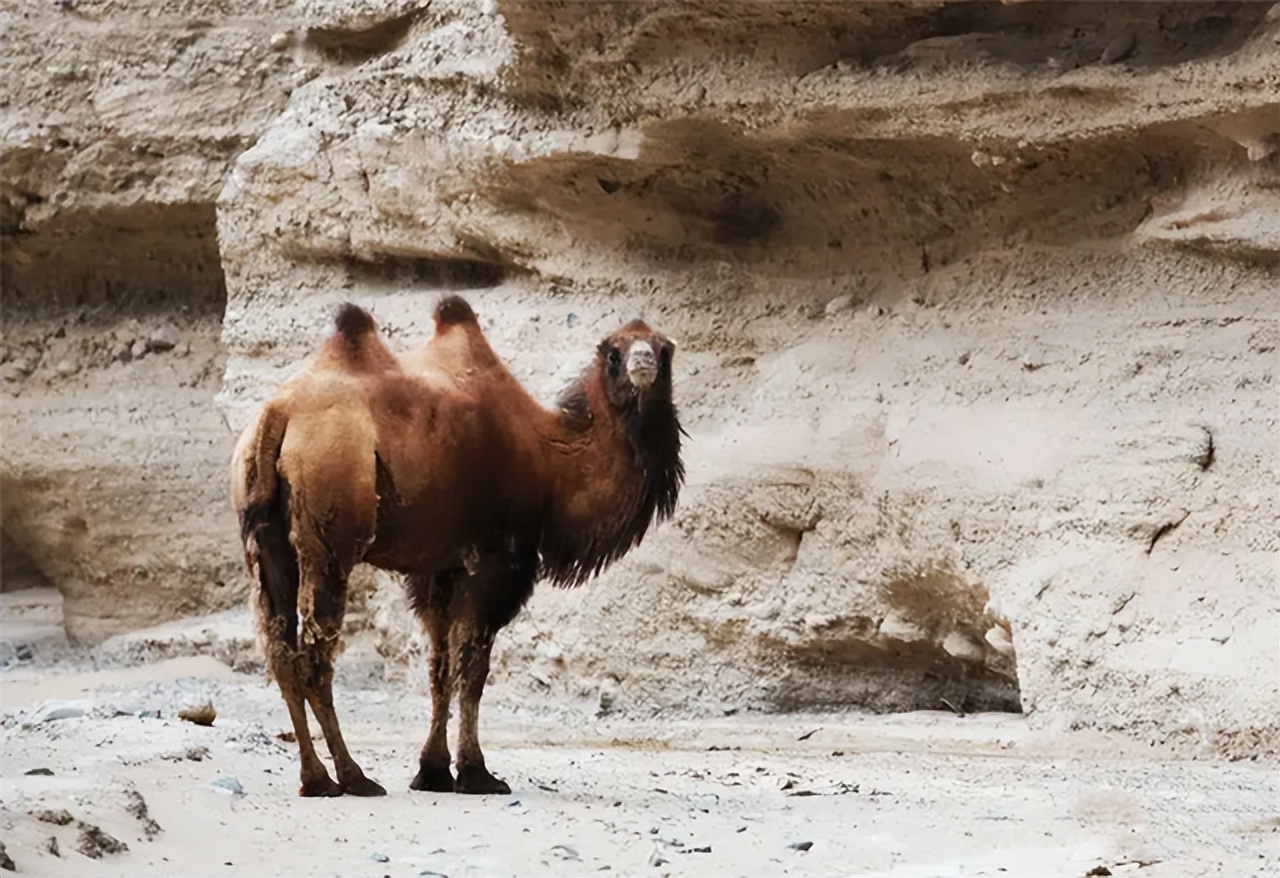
[421,295,507,376]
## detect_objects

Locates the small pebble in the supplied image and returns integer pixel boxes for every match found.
[789,841,814,852]
[824,293,855,316]
[24,767,54,776]
[147,326,180,353]
[369,852,389,863]
[31,699,89,723]
[179,702,216,726]
[269,31,293,50]
[130,340,148,360]
[54,359,78,377]
[211,776,244,796]
[550,844,580,861]
[76,823,128,859]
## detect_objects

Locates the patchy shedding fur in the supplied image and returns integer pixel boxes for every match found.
[230,296,684,797]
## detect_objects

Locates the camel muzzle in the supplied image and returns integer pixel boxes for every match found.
[626,342,657,388]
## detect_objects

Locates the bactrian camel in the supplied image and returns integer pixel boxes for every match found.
[231,296,684,796]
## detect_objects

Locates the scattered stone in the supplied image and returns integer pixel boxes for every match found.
[0,841,12,871]
[125,789,162,838]
[36,808,74,826]
[942,630,985,661]
[76,822,129,859]
[824,294,855,316]
[797,727,821,741]
[550,844,580,861]
[985,624,1015,655]
[147,326,181,353]
[179,701,216,726]
[565,313,578,327]
[788,841,814,852]
[688,846,711,853]
[24,767,54,776]
[1245,136,1279,163]
[648,845,669,867]
[369,851,389,863]
[269,31,294,50]
[1099,28,1136,64]
[130,340,148,360]
[31,699,89,723]
[211,776,244,796]
[136,709,162,719]
[44,836,60,857]
[112,343,133,364]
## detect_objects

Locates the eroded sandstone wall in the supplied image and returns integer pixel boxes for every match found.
[1,0,305,639]
[214,1,1279,753]
[4,1,1276,755]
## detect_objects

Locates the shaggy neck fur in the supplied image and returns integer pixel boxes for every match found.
[542,361,684,587]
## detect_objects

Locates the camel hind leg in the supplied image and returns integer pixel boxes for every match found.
[294,553,387,798]
[277,417,385,796]
[243,479,341,797]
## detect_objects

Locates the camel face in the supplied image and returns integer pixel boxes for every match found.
[597,321,675,408]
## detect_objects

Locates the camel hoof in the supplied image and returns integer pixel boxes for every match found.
[299,774,344,797]
[454,765,511,795]
[341,774,387,797]
[409,765,456,793]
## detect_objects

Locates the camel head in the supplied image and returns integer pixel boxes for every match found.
[596,319,676,409]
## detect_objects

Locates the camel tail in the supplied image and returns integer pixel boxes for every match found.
[236,404,301,652]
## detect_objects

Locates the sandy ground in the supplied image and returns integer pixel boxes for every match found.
[1,590,1276,878]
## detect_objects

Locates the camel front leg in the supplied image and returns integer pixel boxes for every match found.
[410,599,456,792]
[453,622,509,795]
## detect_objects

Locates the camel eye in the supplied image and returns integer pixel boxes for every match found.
[607,347,621,366]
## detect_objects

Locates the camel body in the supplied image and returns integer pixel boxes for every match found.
[232,296,683,796]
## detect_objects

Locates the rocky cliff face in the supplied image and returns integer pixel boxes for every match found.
[1,0,301,637]
[4,1,1277,755]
